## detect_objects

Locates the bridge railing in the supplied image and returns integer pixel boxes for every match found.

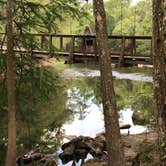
[0,33,152,65]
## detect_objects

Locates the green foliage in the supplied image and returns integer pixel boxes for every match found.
[67,78,95,120]
[104,0,152,36]
[105,0,131,34]
[0,0,86,159]
[161,142,166,160]
[16,64,69,149]
[131,83,154,126]
[0,0,86,33]
[0,54,71,151]
[139,143,153,162]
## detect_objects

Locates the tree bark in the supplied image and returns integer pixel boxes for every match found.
[93,1,125,166]
[153,0,166,165]
[5,0,17,165]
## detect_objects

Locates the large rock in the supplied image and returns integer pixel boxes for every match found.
[59,134,107,165]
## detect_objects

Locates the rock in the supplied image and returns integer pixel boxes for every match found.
[60,131,159,166]
[59,136,93,165]
[17,152,57,166]
[17,153,43,165]
[40,155,57,166]
[90,133,107,159]
[83,158,107,166]
[59,135,107,165]
[132,111,142,124]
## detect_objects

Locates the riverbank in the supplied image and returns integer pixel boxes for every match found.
[43,59,153,82]
[81,131,159,166]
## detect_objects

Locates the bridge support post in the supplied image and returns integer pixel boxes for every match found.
[49,34,53,57]
[118,37,125,67]
[94,38,98,62]
[130,38,137,66]
[60,36,63,50]
[131,38,136,57]
[41,35,45,49]
[68,36,75,64]
[150,39,153,64]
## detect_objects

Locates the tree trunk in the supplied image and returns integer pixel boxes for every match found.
[93,1,125,166]
[153,0,166,165]
[5,0,16,165]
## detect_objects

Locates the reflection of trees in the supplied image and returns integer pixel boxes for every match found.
[67,77,154,126]
[67,78,99,120]
[0,67,70,157]
[67,88,93,120]
[131,83,154,126]
[115,80,154,126]
[114,79,134,110]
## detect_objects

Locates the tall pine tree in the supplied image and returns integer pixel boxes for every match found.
[5,0,17,165]
[93,0,125,165]
[153,0,166,165]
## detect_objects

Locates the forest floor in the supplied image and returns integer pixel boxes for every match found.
[83,131,159,166]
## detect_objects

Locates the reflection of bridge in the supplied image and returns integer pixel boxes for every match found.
[0,33,152,67]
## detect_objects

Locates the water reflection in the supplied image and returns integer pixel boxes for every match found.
[65,77,154,128]
[63,85,149,138]
[64,88,104,137]
[60,77,153,166]
[63,69,153,82]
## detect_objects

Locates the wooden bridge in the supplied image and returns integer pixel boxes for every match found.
[0,33,153,67]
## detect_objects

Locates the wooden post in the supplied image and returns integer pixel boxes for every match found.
[82,36,86,53]
[49,34,52,56]
[41,35,44,49]
[60,36,63,50]
[131,38,136,66]
[68,36,75,64]
[94,37,98,62]
[150,39,153,64]
[118,37,125,67]
[131,38,136,57]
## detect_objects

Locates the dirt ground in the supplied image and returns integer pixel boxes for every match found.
[83,131,159,166]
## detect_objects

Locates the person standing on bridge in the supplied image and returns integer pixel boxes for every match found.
[84,25,93,52]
